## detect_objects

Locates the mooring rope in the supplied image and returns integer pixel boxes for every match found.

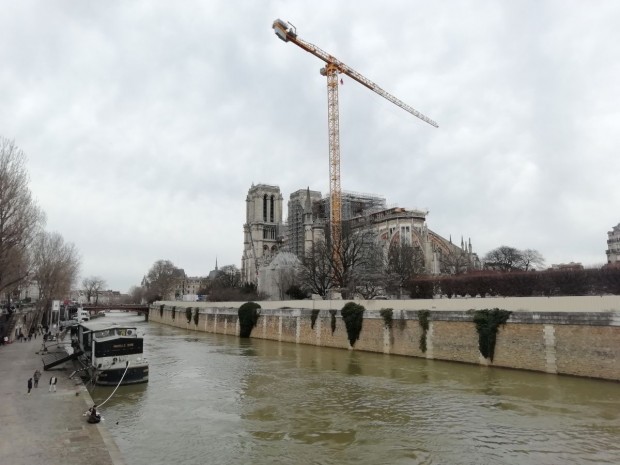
[96,361,130,408]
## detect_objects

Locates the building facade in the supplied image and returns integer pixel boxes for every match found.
[241,184,285,285]
[606,223,620,265]
[347,206,479,274]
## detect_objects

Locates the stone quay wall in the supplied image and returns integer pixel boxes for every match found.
[149,296,620,381]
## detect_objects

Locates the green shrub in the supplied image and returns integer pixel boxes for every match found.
[159,304,164,318]
[186,307,192,323]
[472,308,511,362]
[193,308,199,325]
[379,308,393,329]
[171,306,176,320]
[341,302,365,347]
[418,310,430,353]
[238,302,261,338]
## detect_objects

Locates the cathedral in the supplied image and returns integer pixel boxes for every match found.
[241,183,480,291]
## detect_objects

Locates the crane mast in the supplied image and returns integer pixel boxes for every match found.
[272,19,437,281]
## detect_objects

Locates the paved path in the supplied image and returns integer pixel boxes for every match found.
[0,336,125,465]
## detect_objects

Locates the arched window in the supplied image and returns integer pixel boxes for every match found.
[270,195,275,223]
[263,194,268,221]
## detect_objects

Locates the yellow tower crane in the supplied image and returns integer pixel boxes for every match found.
[272,19,438,275]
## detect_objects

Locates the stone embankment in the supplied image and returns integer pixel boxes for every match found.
[151,295,620,381]
[0,333,125,465]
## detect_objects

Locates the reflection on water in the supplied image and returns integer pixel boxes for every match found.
[92,313,620,465]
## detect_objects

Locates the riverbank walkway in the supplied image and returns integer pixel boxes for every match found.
[0,335,125,465]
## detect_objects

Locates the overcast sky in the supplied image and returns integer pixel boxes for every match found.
[1,0,619,292]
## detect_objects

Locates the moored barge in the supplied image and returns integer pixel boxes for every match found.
[76,320,148,385]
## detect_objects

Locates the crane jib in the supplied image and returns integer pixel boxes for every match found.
[272,19,438,128]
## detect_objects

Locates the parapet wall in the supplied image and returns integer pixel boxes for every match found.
[149,296,620,381]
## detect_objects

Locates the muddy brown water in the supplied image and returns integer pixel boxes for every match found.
[90,313,620,465]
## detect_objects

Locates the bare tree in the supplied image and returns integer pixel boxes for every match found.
[0,138,45,300]
[127,285,145,304]
[518,249,545,271]
[1,247,30,302]
[484,246,545,272]
[483,246,523,271]
[214,265,241,289]
[439,248,471,275]
[334,226,377,298]
[387,242,425,297]
[270,254,302,300]
[352,241,387,299]
[299,239,333,298]
[300,226,391,298]
[31,231,80,324]
[82,276,107,304]
[143,260,182,302]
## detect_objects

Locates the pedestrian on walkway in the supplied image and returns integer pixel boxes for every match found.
[27,378,33,394]
[33,369,41,387]
[49,376,57,392]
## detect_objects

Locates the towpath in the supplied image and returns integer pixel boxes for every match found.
[0,334,125,465]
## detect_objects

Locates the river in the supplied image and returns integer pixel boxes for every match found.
[89,312,620,465]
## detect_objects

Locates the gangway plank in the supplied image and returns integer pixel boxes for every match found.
[42,349,82,371]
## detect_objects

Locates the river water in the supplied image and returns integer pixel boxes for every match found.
[90,312,620,465]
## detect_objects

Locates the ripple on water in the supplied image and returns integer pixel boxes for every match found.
[99,315,620,465]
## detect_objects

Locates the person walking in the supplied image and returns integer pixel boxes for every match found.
[27,378,33,394]
[33,369,41,388]
[49,376,57,392]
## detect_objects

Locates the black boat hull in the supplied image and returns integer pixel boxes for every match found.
[94,365,149,386]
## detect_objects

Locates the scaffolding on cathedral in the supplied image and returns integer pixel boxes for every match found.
[285,189,386,260]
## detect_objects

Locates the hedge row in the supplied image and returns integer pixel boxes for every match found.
[407,267,620,298]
